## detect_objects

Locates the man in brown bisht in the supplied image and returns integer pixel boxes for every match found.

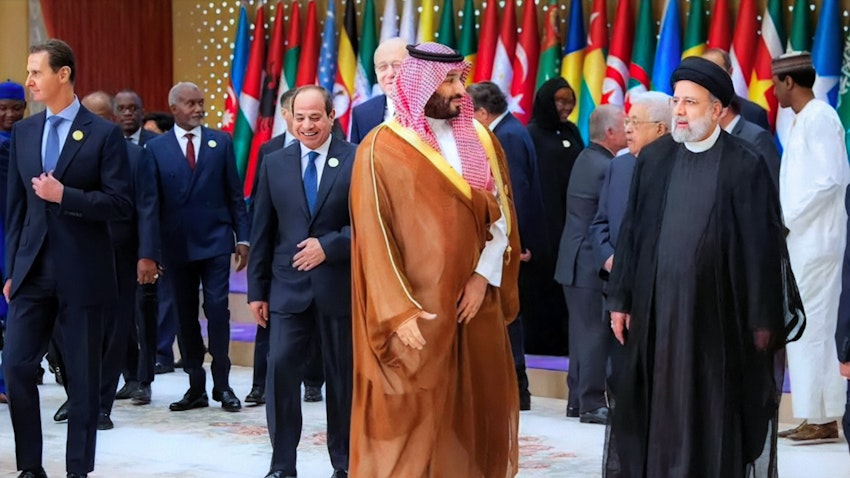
[349,42,521,478]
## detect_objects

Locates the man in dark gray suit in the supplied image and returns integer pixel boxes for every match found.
[720,96,780,187]
[248,86,355,478]
[703,48,770,130]
[554,104,626,424]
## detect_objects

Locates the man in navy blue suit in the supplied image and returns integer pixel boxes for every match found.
[114,90,158,146]
[146,82,250,413]
[348,37,408,144]
[3,39,133,478]
[468,81,545,411]
[248,86,355,478]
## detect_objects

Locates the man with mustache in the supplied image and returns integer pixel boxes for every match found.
[145,82,250,413]
[349,42,520,477]
[604,57,800,477]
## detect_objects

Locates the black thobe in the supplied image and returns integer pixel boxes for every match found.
[606,132,791,478]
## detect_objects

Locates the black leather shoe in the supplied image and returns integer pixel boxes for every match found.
[331,470,348,478]
[114,381,139,400]
[97,413,113,430]
[154,362,174,374]
[245,385,265,404]
[131,384,152,405]
[169,391,209,411]
[17,469,47,478]
[54,400,69,422]
[67,474,87,478]
[264,471,296,478]
[212,389,242,412]
[174,358,184,369]
[579,406,609,424]
[566,405,580,418]
[303,385,323,402]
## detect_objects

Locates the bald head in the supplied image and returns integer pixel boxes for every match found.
[702,48,732,76]
[82,91,115,121]
[374,38,409,95]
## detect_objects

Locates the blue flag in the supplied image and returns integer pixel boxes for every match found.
[318,1,338,93]
[652,0,682,95]
[812,0,843,106]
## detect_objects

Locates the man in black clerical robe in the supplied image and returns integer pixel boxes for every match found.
[605,57,803,478]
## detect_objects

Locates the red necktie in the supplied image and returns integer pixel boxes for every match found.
[185,133,196,170]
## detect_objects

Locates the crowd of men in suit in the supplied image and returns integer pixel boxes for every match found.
[2,34,850,478]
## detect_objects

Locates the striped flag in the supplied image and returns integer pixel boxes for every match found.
[578,0,608,142]
[273,2,301,137]
[706,0,731,51]
[652,0,682,95]
[233,5,266,181]
[380,0,399,42]
[491,0,516,95]
[356,0,379,99]
[812,0,843,106]
[336,0,359,134]
[537,1,562,88]
[776,0,813,148]
[836,32,850,159]
[749,0,785,130]
[417,0,435,44]
[245,2,287,199]
[729,0,758,97]
[561,0,585,124]
[296,0,320,87]
[318,0,338,93]
[682,0,706,59]
[472,0,498,83]
[625,0,654,103]
[399,0,416,45]
[601,0,632,106]
[458,0,478,85]
[509,0,539,124]
[222,4,249,134]
[436,0,457,49]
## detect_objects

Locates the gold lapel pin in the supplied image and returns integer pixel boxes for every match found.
[72,130,84,141]
[328,157,339,168]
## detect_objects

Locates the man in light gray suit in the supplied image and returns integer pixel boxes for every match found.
[720,96,781,188]
[555,105,626,424]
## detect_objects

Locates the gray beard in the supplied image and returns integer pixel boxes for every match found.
[671,114,713,143]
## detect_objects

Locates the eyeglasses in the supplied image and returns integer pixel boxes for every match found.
[624,118,661,128]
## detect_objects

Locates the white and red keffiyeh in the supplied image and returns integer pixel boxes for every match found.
[391,42,493,191]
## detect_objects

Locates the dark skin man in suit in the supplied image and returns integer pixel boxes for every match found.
[3,39,133,478]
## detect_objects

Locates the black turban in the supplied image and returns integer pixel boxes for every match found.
[670,57,735,107]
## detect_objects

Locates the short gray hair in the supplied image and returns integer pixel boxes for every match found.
[168,82,201,106]
[629,91,673,125]
[589,104,624,141]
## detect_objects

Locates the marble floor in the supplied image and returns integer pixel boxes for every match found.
[0,363,847,478]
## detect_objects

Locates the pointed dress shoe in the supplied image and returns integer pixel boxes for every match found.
[579,406,609,425]
[154,362,174,374]
[115,381,139,400]
[787,421,840,444]
[245,385,266,404]
[169,391,209,411]
[17,469,47,478]
[264,471,296,478]
[566,405,580,418]
[131,384,152,405]
[779,420,808,438]
[212,389,242,411]
[54,400,69,422]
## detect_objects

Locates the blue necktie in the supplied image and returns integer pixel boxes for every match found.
[304,151,319,214]
[44,116,63,173]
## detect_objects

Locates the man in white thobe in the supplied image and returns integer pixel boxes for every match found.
[774,52,850,442]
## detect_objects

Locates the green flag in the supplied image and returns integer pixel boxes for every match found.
[537,1,561,87]
[437,0,457,49]
[626,0,655,96]
[357,0,379,97]
[836,32,850,159]
[682,0,706,59]
[458,0,477,84]
[787,0,812,52]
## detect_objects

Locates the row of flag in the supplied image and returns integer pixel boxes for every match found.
[222,0,850,198]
